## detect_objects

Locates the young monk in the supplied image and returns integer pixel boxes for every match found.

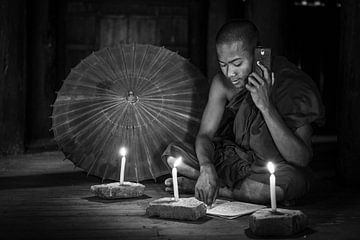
[162,19,324,206]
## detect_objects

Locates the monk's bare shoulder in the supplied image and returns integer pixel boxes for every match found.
[210,73,238,101]
[209,73,226,97]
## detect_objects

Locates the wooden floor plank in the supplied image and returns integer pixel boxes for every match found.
[1,151,360,240]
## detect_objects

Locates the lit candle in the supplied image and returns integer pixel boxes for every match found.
[119,147,127,185]
[267,161,277,212]
[172,157,182,201]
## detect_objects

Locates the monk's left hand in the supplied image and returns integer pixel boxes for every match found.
[245,61,275,112]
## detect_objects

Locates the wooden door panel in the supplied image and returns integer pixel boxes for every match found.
[62,0,205,77]
[158,16,188,46]
[128,16,157,44]
[66,16,96,45]
[100,16,128,48]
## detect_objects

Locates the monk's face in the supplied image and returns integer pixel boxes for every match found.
[216,40,253,89]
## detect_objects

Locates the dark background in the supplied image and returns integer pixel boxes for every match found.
[1,0,358,182]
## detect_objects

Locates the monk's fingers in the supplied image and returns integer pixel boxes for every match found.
[165,187,173,192]
[256,61,271,83]
[249,73,265,86]
[206,188,215,206]
[196,188,204,202]
[248,76,262,88]
[195,187,201,201]
[195,188,205,202]
[201,189,207,204]
[271,72,275,86]
[245,83,257,93]
[164,178,173,186]
[211,188,219,207]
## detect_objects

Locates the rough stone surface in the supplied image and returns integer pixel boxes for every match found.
[90,182,145,199]
[249,208,308,236]
[146,197,207,221]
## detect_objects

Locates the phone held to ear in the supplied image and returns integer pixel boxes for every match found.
[253,47,271,77]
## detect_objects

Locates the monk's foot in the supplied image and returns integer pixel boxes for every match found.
[164,177,196,194]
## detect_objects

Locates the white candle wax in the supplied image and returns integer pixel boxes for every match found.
[119,147,127,185]
[270,173,276,211]
[172,167,179,201]
[267,162,277,212]
[172,157,182,201]
[120,156,126,185]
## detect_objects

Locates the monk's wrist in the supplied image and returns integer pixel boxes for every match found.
[199,162,215,172]
[260,102,276,116]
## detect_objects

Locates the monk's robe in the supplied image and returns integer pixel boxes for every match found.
[162,56,325,200]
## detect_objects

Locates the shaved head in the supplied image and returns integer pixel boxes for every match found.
[215,19,259,53]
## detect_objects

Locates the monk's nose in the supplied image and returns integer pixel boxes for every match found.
[227,66,236,78]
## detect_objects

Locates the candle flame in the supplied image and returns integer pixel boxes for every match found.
[119,147,127,157]
[173,157,182,168]
[267,161,275,174]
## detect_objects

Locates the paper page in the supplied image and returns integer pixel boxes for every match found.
[206,199,266,219]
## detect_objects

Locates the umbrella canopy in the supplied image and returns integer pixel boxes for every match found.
[51,43,208,182]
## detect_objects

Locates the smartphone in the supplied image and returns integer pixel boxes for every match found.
[253,47,271,77]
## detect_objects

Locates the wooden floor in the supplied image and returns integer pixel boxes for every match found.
[1,151,360,240]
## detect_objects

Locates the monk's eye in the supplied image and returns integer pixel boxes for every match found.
[233,61,242,67]
[219,63,227,68]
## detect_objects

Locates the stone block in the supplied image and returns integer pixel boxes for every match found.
[146,197,207,221]
[249,208,308,236]
[90,181,145,199]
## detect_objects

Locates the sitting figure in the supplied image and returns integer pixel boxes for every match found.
[162,19,324,206]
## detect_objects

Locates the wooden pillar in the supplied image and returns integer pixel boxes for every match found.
[0,0,27,155]
[338,0,360,183]
[26,0,57,143]
[206,0,228,80]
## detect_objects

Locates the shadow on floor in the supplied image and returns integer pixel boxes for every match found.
[0,171,107,190]
[244,227,317,239]
[147,214,213,224]
[82,194,152,203]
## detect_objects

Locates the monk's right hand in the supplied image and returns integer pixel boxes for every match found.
[195,164,219,206]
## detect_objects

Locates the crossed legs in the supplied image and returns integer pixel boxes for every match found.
[165,156,285,204]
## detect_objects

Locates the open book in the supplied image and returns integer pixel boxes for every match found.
[206,199,266,219]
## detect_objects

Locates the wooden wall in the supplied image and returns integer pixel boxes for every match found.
[25,0,208,147]
[0,0,27,155]
[338,0,360,183]
[60,0,207,79]
[206,0,228,80]
[26,0,58,143]
[244,0,289,57]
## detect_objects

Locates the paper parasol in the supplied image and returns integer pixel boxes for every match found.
[51,44,208,182]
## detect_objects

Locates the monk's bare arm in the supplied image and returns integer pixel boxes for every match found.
[262,107,313,167]
[194,74,227,205]
[195,75,227,167]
